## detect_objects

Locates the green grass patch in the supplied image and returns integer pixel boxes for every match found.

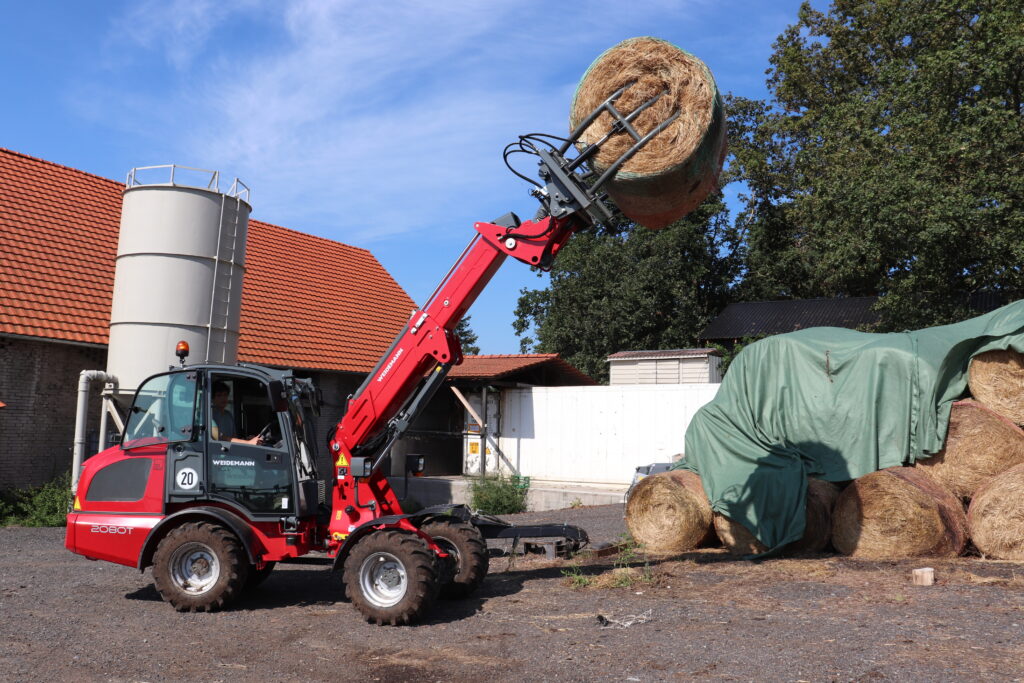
[469,474,530,515]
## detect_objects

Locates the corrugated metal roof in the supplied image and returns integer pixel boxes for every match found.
[700,297,880,340]
[448,354,595,385]
[606,348,720,361]
[0,148,415,373]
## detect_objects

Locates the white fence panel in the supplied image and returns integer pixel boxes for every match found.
[499,383,720,485]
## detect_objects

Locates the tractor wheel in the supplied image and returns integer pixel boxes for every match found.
[343,530,439,625]
[152,521,249,612]
[421,519,489,599]
[244,561,277,592]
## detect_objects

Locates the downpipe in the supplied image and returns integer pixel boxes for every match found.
[71,370,118,493]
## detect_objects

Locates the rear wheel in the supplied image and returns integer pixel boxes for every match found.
[152,521,248,612]
[343,530,439,625]
[421,520,489,599]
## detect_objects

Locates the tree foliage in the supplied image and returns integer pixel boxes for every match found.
[512,0,1023,370]
[513,195,741,382]
[454,315,481,355]
[733,0,1024,329]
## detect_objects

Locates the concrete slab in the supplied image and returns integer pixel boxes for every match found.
[387,475,629,512]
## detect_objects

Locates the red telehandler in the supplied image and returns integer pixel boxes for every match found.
[66,85,680,624]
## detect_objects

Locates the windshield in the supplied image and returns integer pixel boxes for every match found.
[123,372,198,448]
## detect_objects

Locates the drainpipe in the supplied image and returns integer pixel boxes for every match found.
[72,370,118,493]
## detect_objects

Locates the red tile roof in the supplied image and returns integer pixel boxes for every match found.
[0,148,415,372]
[448,354,596,385]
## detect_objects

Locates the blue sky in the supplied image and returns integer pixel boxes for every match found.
[2,0,810,354]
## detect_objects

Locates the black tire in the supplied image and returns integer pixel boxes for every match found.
[421,520,489,599]
[151,521,249,612]
[342,530,439,625]
[244,561,276,592]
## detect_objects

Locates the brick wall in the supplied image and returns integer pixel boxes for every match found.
[0,337,107,490]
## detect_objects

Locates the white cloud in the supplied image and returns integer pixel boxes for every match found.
[95,0,743,242]
[109,0,259,70]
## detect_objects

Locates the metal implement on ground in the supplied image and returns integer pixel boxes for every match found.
[65,84,677,624]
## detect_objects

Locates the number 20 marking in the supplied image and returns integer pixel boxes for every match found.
[176,468,198,490]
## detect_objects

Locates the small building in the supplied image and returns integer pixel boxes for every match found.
[607,349,722,385]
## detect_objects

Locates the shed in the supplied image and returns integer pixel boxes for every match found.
[607,348,722,385]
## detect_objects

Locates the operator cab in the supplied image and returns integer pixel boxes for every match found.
[121,363,322,521]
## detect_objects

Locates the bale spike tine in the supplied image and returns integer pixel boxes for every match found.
[590,107,681,193]
[558,83,632,154]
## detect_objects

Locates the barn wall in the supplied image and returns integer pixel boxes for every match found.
[0,336,107,490]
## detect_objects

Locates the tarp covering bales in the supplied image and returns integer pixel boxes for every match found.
[677,301,1024,555]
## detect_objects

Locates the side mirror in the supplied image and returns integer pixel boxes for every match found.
[268,380,289,412]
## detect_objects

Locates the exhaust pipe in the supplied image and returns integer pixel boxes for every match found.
[71,370,118,492]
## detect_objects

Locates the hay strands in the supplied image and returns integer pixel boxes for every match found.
[506,82,679,227]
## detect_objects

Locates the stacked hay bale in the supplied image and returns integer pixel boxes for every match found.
[625,470,715,553]
[833,349,1024,560]
[714,478,839,556]
[967,463,1024,560]
[832,467,968,558]
[626,349,1024,561]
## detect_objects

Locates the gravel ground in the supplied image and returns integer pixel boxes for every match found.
[2,505,1024,682]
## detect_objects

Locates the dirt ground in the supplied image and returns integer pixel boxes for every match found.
[2,504,1023,682]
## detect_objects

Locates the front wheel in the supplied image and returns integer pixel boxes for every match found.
[151,521,249,612]
[421,520,489,599]
[343,530,439,625]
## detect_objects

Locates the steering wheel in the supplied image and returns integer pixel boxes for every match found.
[255,421,275,445]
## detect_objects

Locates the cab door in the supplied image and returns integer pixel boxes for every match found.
[205,372,295,517]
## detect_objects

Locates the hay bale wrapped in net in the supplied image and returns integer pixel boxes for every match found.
[625,470,714,553]
[713,479,840,556]
[968,349,1024,424]
[914,399,1024,499]
[832,467,967,559]
[968,463,1024,560]
[570,36,726,229]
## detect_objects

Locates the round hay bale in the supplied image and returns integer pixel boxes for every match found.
[832,467,967,559]
[914,399,1024,499]
[713,479,840,556]
[570,36,726,229]
[968,463,1024,560]
[968,349,1024,424]
[625,470,713,553]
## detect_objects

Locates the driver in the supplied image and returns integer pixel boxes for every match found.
[211,380,264,445]
[211,381,237,441]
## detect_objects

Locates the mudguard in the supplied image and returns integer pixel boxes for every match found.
[137,506,259,570]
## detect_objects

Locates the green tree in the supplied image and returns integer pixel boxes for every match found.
[513,195,741,382]
[732,0,1024,329]
[454,315,481,355]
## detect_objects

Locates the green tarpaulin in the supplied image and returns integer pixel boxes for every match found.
[678,301,1024,555]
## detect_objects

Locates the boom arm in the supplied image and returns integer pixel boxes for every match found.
[324,82,680,549]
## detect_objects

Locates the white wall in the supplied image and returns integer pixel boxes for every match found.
[496,383,720,485]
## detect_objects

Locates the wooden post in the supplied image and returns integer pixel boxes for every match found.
[912,567,935,586]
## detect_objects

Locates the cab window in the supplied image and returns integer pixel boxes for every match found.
[123,372,197,448]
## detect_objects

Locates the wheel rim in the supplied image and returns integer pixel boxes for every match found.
[359,551,407,608]
[169,542,220,596]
